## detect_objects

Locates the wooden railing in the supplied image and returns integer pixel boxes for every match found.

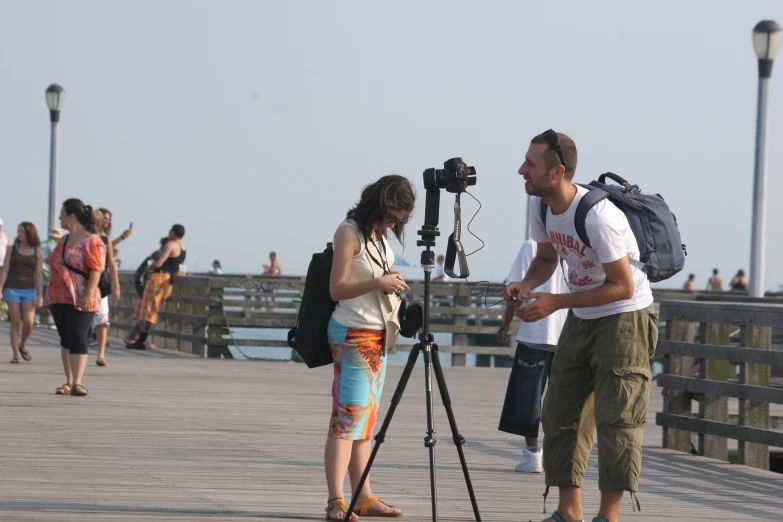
[110,273,208,356]
[657,300,783,470]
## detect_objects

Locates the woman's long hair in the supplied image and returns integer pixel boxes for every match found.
[98,207,112,236]
[346,175,416,245]
[16,222,40,248]
[62,198,97,234]
[93,209,106,236]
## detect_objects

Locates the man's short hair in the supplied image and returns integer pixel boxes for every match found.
[530,131,578,180]
[689,274,695,279]
[270,251,276,257]
[171,224,185,239]
[436,255,445,263]
[713,268,719,275]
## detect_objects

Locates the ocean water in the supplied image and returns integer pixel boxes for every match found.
[225,327,475,367]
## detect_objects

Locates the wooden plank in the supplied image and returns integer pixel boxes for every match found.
[3,323,783,522]
[657,340,783,367]
[703,322,730,461]
[110,323,205,344]
[656,413,783,448]
[657,374,783,404]
[662,320,697,453]
[659,300,783,328]
[111,306,208,326]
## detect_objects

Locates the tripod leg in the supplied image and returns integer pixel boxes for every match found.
[345,344,422,520]
[431,347,482,522]
[423,344,439,522]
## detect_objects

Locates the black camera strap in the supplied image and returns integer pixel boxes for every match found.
[445,192,470,278]
[366,236,392,276]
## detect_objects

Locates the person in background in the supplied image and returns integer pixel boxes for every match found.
[262,251,282,309]
[707,268,723,291]
[92,209,122,367]
[730,269,750,292]
[497,239,568,473]
[125,225,186,350]
[35,228,63,329]
[212,259,223,275]
[103,209,133,249]
[0,222,43,363]
[432,254,449,282]
[683,273,696,291]
[113,249,121,269]
[48,199,106,397]
[0,218,11,274]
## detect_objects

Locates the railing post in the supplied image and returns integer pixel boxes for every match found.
[701,322,730,461]
[207,285,232,359]
[451,286,470,367]
[743,325,771,470]
[664,319,697,453]
[193,285,207,357]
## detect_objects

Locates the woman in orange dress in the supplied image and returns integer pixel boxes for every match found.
[47,199,106,397]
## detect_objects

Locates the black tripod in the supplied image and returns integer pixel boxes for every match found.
[345,234,481,522]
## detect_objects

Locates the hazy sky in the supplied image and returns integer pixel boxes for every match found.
[2,1,782,291]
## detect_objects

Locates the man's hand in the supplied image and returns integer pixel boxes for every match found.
[515,292,560,323]
[503,281,531,305]
[496,327,509,345]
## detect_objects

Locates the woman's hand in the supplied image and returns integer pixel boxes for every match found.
[496,327,509,345]
[78,296,94,312]
[377,273,409,294]
[36,295,44,309]
[121,228,133,240]
[112,287,121,303]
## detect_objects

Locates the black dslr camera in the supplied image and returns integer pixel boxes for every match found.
[423,157,477,193]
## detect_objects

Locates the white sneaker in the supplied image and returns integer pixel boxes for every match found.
[514,447,543,473]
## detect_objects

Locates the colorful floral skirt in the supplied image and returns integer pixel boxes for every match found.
[327,317,387,440]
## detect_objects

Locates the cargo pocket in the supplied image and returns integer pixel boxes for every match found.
[648,312,659,360]
[609,366,651,427]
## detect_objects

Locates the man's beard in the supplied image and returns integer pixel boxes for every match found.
[525,183,555,198]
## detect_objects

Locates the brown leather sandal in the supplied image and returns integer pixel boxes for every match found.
[325,498,358,521]
[71,384,88,396]
[55,383,72,395]
[356,497,403,517]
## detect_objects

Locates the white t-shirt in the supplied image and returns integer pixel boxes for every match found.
[506,240,568,346]
[530,185,653,320]
[0,233,9,266]
[432,263,449,281]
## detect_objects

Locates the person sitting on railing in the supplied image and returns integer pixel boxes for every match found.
[125,225,186,350]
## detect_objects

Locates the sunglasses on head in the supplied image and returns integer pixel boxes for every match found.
[542,129,565,167]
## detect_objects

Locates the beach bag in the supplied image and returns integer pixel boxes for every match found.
[287,243,336,368]
[541,173,686,282]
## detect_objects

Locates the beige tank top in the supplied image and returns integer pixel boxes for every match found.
[331,219,394,330]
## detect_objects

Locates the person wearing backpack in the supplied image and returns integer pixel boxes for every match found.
[323,175,414,521]
[505,130,658,522]
[47,199,107,397]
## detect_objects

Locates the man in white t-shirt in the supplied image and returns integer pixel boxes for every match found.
[504,130,657,522]
[432,255,449,281]
[497,239,568,473]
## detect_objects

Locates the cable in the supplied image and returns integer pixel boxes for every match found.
[453,190,505,308]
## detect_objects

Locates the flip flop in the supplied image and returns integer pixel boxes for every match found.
[19,347,31,361]
[96,358,106,367]
[9,357,19,364]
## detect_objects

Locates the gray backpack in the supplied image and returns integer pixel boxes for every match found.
[541,173,686,283]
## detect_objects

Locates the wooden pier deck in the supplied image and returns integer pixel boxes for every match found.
[1,323,781,521]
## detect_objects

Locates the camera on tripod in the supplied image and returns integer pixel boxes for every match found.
[423,157,477,193]
[419,158,476,279]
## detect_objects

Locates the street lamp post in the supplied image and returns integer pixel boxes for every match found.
[45,84,65,234]
[749,21,781,298]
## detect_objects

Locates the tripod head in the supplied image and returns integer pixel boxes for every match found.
[417,158,476,278]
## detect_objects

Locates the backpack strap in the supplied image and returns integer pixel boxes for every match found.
[575,184,645,270]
